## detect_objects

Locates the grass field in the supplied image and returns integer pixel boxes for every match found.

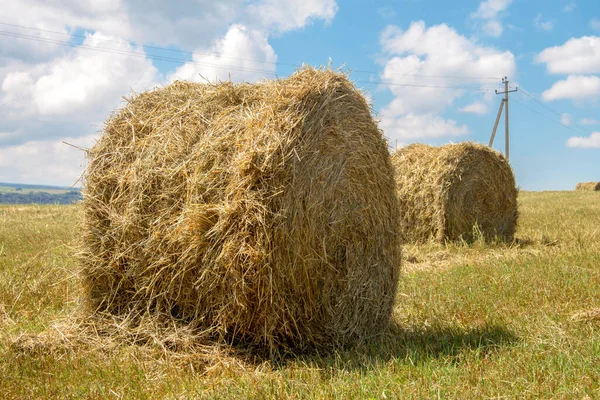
[1,191,599,399]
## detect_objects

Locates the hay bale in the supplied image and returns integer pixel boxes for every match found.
[79,67,400,352]
[391,142,518,243]
[575,182,600,191]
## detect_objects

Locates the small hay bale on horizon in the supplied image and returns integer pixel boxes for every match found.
[575,182,600,191]
[79,67,401,353]
[391,142,518,243]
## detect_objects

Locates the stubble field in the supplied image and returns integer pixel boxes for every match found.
[0,191,599,398]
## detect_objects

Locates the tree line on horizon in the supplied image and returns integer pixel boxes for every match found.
[0,190,82,205]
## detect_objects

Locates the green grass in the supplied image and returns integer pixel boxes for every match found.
[1,192,599,399]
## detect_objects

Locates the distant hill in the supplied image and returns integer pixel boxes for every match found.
[0,182,79,191]
[0,182,82,205]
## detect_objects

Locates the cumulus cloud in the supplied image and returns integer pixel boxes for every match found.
[560,113,573,126]
[0,0,338,62]
[482,20,503,37]
[533,14,554,31]
[541,75,600,101]
[0,0,130,63]
[379,21,515,142]
[169,25,276,83]
[35,33,158,117]
[459,102,488,114]
[245,0,338,33]
[470,0,513,37]
[167,1,337,82]
[0,0,339,185]
[536,36,600,74]
[580,118,600,125]
[0,0,242,55]
[0,134,97,186]
[379,113,469,141]
[566,132,600,148]
[471,0,513,19]
[377,6,397,19]
[0,32,159,147]
[563,2,576,12]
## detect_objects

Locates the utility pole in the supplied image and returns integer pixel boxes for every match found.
[489,77,517,160]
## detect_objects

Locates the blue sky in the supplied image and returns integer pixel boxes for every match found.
[0,0,598,190]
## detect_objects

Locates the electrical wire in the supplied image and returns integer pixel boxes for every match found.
[358,80,497,91]
[517,86,562,117]
[0,29,500,92]
[0,30,284,76]
[0,21,298,68]
[511,96,592,136]
[0,20,505,82]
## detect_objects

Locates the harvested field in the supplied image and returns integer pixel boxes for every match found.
[2,191,600,398]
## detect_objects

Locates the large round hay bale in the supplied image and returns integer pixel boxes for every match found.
[79,67,400,352]
[575,182,600,191]
[391,142,518,243]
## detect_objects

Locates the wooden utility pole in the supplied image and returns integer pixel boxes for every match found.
[489,77,517,160]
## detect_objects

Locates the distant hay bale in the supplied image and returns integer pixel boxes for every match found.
[391,143,518,243]
[575,182,600,191]
[79,67,400,352]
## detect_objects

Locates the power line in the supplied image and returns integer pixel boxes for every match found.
[0,30,499,92]
[0,30,284,76]
[513,84,594,135]
[517,86,562,117]
[0,21,298,69]
[352,68,500,81]
[359,80,496,91]
[0,21,505,82]
[511,96,592,136]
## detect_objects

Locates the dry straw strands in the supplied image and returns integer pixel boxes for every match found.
[79,67,400,354]
[575,182,600,191]
[391,142,518,243]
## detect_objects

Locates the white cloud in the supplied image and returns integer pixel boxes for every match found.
[0,0,130,63]
[580,118,600,125]
[0,0,241,55]
[377,6,397,19]
[591,19,600,31]
[534,14,554,31]
[482,20,503,37]
[0,134,97,186]
[1,71,36,118]
[0,0,339,185]
[560,113,573,125]
[0,0,338,60]
[536,36,600,74]
[563,2,576,12]
[541,75,600,101]
[566,132,600,148]
[379,21,515,142]
[471,0,513,19]
[246,0,338,33]
[470,0,513,37]
[33,33,159,117]
[380,113,469,141]
[459,102,488,114]
[0,32,159,147]
[169,25,276,83]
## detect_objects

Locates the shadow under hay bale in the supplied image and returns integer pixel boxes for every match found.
[575,182,600,191]
[79,67,401,354]
[391,143,518,243]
